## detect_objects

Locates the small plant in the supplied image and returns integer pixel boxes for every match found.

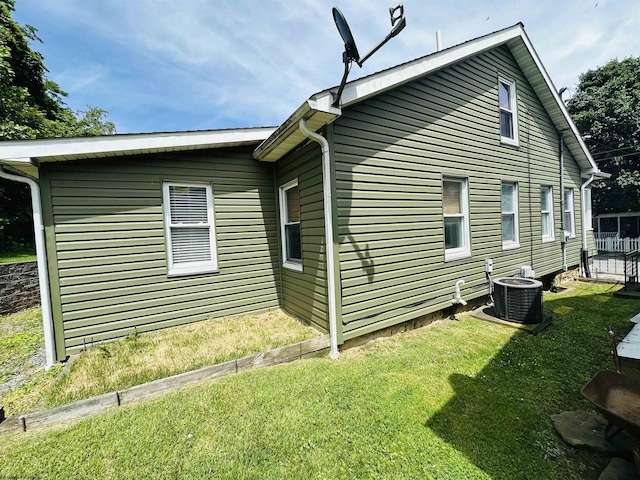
[98,346,112,359]
[125,328,140,343]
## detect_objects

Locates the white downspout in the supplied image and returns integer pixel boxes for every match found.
[580,174,595,277]
[0,168,56,368]
[298,119,340,359]
[559,132,568,271]
[581,174,595,252]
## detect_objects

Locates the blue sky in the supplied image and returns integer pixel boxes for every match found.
[14,0,640,134]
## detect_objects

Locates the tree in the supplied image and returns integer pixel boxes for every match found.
[0,0,115,251]
[567,57,640,214]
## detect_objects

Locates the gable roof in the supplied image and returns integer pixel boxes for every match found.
[253,23,603,178]
[0,127,276,179]
[0,24,603,180]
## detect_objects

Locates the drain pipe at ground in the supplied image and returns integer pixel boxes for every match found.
[298,119,340,359]
[0,168,56,368]
[452,279,467,306]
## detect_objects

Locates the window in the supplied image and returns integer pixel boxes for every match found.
[501,182,519,249]
[584,188,593,230]
[443,177,470,261]
[563,188,575,238]
[498,77,518,146]
[540,186,554,242]
[163,183,218,276]
[279,179,302,271]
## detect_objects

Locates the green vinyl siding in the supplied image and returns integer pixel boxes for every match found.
[44,147,280,355]
[333,45,587,336]
[276,142,329,333]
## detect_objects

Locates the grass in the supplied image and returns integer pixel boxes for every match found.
[0,281,637,479]
[0,246,36,263]
[0,308,318,415]
[0,306,44,384]
[0,306,62,415]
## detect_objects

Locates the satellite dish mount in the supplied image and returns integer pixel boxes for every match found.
[332,5,406,107]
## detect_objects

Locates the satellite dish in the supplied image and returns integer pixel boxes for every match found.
[331,5,406,107]
[332,8,360,64]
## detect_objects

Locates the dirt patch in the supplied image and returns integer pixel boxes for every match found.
[0,345,46,394]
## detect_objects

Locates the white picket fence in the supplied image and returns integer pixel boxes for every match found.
[595,234,640,253]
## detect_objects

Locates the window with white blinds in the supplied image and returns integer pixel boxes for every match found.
[163,183,218,275]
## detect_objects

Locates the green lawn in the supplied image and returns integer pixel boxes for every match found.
[0,282,637,479]
[1,308,318,415]
[0,246,36,263]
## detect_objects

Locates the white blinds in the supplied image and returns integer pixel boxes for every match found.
[169,186,208,224]
[164,183,217,273]
[171,228,212,263]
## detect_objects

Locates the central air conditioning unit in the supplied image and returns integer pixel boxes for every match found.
[493,277,543,324]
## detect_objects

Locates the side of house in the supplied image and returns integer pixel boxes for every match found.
[274,141,329,333]
[328,45,587,339]
[0,24,605,363]
[40,147,281,357]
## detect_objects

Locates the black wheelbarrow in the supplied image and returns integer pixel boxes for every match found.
[581,329,640,473]
[581,370,640,440]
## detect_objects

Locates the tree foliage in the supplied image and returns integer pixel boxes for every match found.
[0,0,116,251]
[567,57,640,214]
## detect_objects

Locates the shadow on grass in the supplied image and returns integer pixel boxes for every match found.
[425,283,639,480]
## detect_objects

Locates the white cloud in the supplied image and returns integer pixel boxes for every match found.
[14,0,640,133]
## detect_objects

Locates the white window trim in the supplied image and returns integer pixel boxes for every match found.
[541,186,555,243]
[501,182,520,250]
[584,188,593,231]
[564,188,576,238]
[443,177,471,262]
[498,76,519,147]
[279,178,303,272]
[163,182,218,277]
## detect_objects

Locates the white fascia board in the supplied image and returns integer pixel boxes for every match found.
[0,157,33,165]
[517,30,600,175]
[0,128,277,163]
[253,100,341,161]
[581,170,611,179]
[311,24,525,111]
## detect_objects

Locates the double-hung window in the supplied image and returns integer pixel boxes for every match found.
[498,77,518,146]
[563,188,575,238]
[279,179,302,271]
[443,177,470,261]
[501,182,519,249]
[163,182,218,276]
[540,186,554,242]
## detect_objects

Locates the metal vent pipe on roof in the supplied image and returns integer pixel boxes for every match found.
[436,31,442,51]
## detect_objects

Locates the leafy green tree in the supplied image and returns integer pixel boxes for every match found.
[0,0,115,252]
[567,57,640,214]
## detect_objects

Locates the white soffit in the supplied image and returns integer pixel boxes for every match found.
[0,127,277,165]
